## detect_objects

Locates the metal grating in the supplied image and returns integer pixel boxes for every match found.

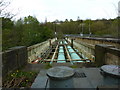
[73,72,86,78]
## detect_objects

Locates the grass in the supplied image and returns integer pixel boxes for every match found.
[45,63,52,69]
[69,65,78,68]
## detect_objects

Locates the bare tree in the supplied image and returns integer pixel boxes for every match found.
[0,0,16,18]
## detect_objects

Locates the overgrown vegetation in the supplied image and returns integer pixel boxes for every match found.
[2,16,54,51]
[2,17,119,51]
[1,0,119,51]
[47,17,119,38]
[70,65,78,68]
[45,63,52,69]
[3,70,38,87]
[2,2,119,51]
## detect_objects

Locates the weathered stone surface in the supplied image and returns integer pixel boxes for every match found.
[95,44,115,66]
[68,38,119,65]
[101,65,120,77]
[105,53,119,65]
[27,39,55,63]
[47,66,74,80]
[32,68,119,88]
[2,46,27,79]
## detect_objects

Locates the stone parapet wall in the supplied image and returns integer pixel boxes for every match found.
[68,37,120,66]
[73,37,120,49]
[105,53,119,65]
[2,46,27,79]
[67,38,95,61]
[2,39,56,79]
[95,44,120,66]
[27,39,55,63]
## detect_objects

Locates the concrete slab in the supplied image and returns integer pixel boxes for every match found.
[31,70,48,88]
[31,67,119,89]
[73,78,94,88]
[31,76,48,88]
[82,68,104,88]
[73,68,103,88]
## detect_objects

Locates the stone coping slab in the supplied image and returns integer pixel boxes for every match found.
[100,65,120,77]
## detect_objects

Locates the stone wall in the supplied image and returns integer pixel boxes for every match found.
[105,53,119,65]
[74,37,120,49]
[2,39,55,79]
[27,39,55,63]
[68,37,120,66]
[2,46,27,78]
[67,38,95,61]
[95,44,120,66]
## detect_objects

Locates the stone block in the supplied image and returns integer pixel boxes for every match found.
[95,44,115,66]
[2,46,27,79]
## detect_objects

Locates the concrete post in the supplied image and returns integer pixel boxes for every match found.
[95,44,115,66]
[46,66,74,88]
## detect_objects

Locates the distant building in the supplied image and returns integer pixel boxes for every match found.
[118,1,120,17]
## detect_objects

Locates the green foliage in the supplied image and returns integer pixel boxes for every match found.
[4,70,38,87]
[70,65,78,68]
[41,27,53,41]
[2,16,119,51]
[47,18,118,37]
[9,70,37,78]
[2,17,14,29]
[2,16,54,51]
[45,63,52,69]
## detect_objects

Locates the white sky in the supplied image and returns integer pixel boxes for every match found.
[6,0,120,22]
[119,1,120,16]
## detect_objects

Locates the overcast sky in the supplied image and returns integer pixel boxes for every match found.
[7,0,120,22]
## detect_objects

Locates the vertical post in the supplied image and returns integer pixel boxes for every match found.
[47,66,74,88]
[82,24,83,34]
[118,1,120,40]
[49,39,51,46]
[55,21,57,40]
[71,39,73,48]
[0,17,2,88]
[89,20,91,37]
